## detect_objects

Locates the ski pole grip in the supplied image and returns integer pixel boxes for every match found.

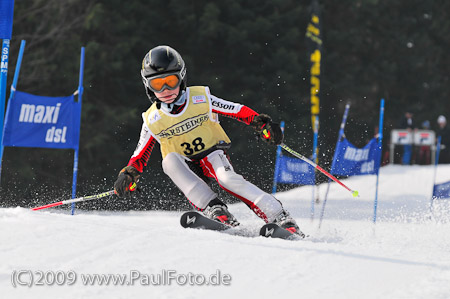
[262,128,270,139]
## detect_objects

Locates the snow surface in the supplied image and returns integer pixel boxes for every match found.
[2,164,450,299]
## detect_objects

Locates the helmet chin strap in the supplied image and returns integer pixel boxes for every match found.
[161,91,186,112]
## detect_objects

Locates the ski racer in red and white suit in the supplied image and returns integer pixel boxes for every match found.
[114,45,303,235]
[128,91,284,222]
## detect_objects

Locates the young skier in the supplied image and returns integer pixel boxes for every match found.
[114,45,304,236]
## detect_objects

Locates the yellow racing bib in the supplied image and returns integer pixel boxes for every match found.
[144,86,231,158]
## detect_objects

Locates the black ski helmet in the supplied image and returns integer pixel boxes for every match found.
[141,45,187,103]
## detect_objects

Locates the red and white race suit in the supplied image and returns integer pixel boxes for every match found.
[126,86,283,222]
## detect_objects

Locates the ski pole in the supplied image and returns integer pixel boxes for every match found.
[280,143,359,198]
[31,190,116,211]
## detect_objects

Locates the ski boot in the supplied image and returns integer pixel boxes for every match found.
[273,210,306,238]
[203,199,240,227]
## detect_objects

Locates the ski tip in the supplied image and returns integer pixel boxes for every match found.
[352,190,359,198]
[180,211,232,231]
[180,211,195,228]
[259,223,300,240]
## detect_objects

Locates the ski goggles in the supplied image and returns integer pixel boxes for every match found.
[143,73,181,93]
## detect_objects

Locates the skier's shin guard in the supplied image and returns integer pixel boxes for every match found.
[162,152,216,210]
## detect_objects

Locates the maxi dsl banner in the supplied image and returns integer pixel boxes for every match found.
[331,137,380,176]
[3,91,81,149]
[276,156,315,185]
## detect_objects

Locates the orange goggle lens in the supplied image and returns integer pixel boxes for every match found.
[148,74,180,92]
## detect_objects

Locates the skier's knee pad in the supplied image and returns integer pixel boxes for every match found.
[162,152,216,209]
[216,169,246,191]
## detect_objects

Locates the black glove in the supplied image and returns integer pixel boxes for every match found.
[114,166,141,198]
[251,114,284,145]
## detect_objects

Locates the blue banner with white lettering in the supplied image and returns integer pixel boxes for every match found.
[275,155,315,185]
[433,181,450,200]
[3,91,80,149]
[331,137,380,176]
[0,0,15,39]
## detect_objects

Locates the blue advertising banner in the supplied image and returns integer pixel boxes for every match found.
[3,91,80,149]
[433,181,450,200]
[0,0,15,39]
[276,155,315,185]
[331,137,380,176]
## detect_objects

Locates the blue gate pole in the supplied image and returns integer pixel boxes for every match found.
[0,40,25,181]
[430,136,441,211]
[373,99,385,223]
[71,47,85,215]
[311,116,319,220]
[0,39,11,171]
[319,103,350,228]
[7,40,25,102]
[272,121,285,194]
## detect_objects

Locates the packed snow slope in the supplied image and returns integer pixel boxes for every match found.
[1,164,450,299]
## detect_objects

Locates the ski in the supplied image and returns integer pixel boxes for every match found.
[180,211,232,231]
[181,211,306,240]
[259,223,302,240]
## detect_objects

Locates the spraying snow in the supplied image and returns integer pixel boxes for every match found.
[1,164,450,299]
